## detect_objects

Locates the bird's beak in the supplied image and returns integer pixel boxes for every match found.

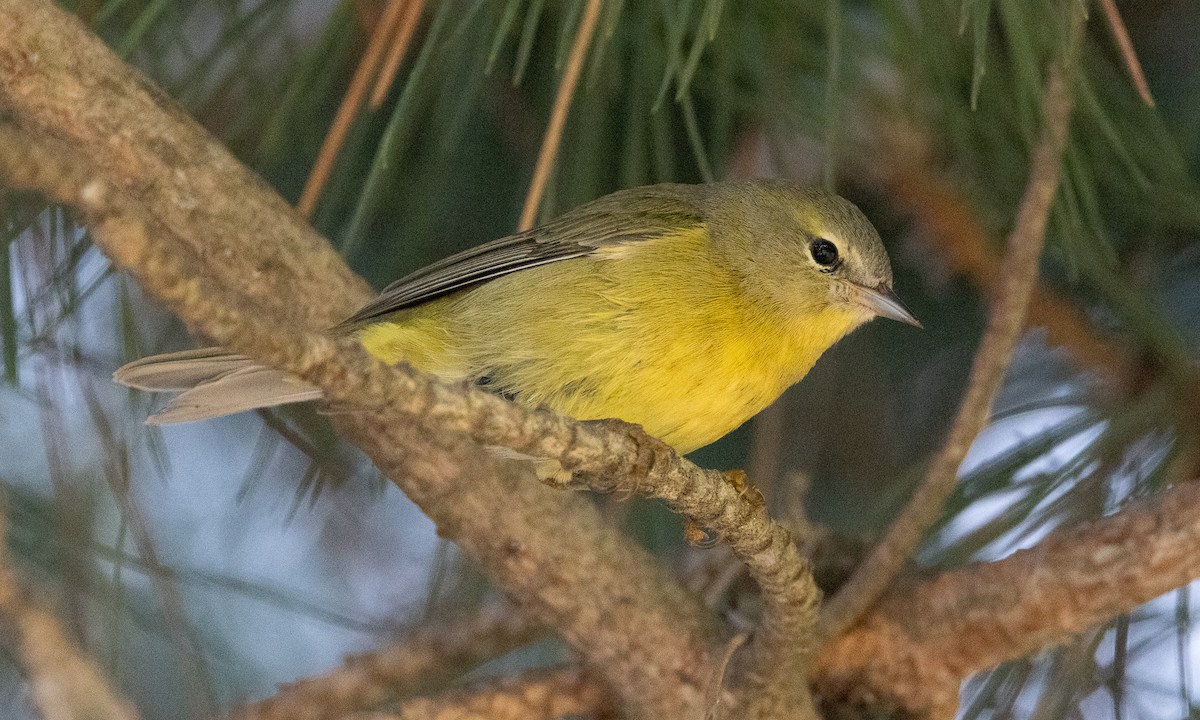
[853,284,922,328]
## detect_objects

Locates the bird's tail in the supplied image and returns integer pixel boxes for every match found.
[113,347,323,424]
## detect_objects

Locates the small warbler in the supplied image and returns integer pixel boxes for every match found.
[115,180,918,454]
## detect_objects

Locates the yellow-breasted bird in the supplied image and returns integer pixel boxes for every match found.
[115,180,919,455]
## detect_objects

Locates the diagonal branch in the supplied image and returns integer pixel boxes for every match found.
[0,0,372,329]
[815,475,1200,717]
[820,64,1076,641]
[873,140,1139,389]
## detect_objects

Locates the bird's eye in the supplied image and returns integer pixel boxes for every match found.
[810,238,840,269]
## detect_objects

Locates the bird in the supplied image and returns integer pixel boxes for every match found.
[114,179,919,456]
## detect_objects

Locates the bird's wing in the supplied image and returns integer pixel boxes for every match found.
[339,184,706,325]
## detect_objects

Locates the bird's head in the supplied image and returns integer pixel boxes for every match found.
[706,180,920,329]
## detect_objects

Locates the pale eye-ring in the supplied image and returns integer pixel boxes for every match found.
[809,238,840,269]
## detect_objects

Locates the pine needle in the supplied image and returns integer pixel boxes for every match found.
[518,0,604,231]
[297,0,409,218]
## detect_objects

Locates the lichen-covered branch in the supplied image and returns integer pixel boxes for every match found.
[820,64,1076,642]
[815,475,1200,716]
[233,604,542,720]
[565,456,821,718]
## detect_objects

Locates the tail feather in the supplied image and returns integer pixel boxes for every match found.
[114,347,323,424]
[113,347,256,390]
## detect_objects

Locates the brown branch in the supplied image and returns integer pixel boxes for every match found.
[820,65,1075,640]
[369,0,427,110]
[359,666,609,720]
[232,604,542,720]
[815,476,1200,717]
[0,505,140,720]
[561,448,822,719]
[517,0,603,231]
[1098,0,1155,108]
[296,0,409,217]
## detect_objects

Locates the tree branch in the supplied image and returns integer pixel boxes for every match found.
[232,604,542,720]
[815,475,1200,716]
[820,64,1076,641]
[362,666,608,720]
[562,448,822,718]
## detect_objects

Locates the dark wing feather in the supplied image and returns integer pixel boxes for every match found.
[339,184,706,325]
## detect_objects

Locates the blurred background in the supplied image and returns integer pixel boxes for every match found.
[2,0,1200,718]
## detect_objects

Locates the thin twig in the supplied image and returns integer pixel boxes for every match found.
[877,143,1141,391]
[517,0,603,231]
[232,604,541,720]
[297,0,409,217]
[819,64,1076,641]
[368,0,426,109]
[1098,0,1155,108]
